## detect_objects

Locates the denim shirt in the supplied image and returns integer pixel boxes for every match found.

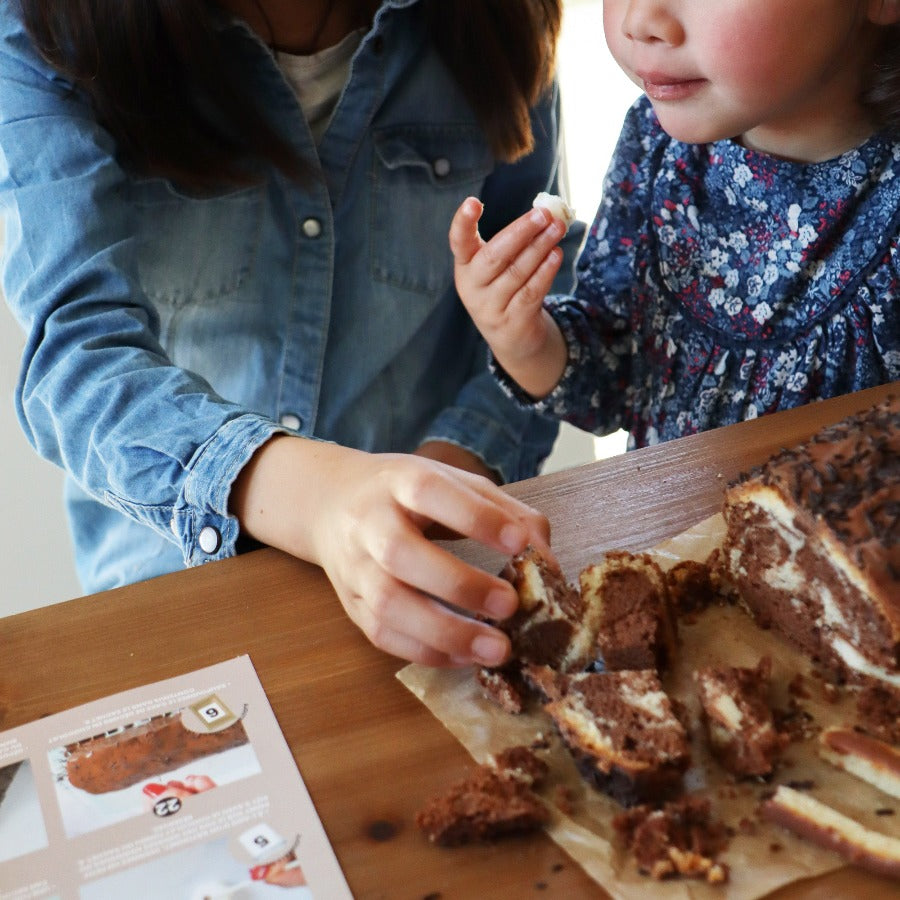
[0,1,583,592]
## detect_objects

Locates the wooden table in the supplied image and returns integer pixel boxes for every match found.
[3,383,896,898]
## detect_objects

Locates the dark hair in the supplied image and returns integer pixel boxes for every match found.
[866,26,900,136]
[19,0,562,185]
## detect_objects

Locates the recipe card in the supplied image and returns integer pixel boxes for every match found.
[0,655,352,900]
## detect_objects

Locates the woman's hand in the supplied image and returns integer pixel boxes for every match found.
[450,196,569,399]
[230,436,551,667]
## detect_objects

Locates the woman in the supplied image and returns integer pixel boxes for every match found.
[0,0,581,666]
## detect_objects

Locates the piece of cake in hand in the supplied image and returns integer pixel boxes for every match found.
[540,668,691,807]
[694,657,788,778]
[762,785,900,879]
[721,395,899,688]
[500,546,603,671]
[613,794,730,883]
[415,745,549,847]
[532,191,576,230]
[581,551,678,672]
[477,546,606,712]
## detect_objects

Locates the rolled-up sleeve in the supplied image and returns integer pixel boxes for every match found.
[0,17,284,567]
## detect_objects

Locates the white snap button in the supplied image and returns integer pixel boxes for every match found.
[198,525,221,555]
[279,412,302,430]
[432,157,451,178]
[301,217,322,238]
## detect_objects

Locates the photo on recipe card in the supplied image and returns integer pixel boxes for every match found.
[49,703,262,839]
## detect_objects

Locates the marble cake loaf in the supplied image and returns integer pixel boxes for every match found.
[65,712,249,793]
[721,395,899,688]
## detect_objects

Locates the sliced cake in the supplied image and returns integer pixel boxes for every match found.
[694,657,788,778]
[721,396,899,687]
[613,794,730,883]
[580,551,678,672]
[415,745,549,846]
[539,668,691,806]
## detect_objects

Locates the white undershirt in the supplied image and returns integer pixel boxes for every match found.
[275,29,364,143]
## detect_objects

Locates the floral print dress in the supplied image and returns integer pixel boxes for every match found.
[503,95,900,448]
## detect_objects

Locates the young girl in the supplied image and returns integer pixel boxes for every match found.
[452,0,900,448]
[0,0,580,668]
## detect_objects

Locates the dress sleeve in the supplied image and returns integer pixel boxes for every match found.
[492,96,658,438]
[0,15,284,569]
[422,78,586,482]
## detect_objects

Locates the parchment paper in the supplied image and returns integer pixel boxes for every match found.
[397,514,899,899]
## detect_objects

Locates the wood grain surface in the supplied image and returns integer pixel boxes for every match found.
[1,382,896,899]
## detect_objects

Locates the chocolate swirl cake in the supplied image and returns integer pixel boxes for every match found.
[721,395,899,687]
[65,712,249,794]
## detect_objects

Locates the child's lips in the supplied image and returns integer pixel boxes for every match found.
[638,72,706,101]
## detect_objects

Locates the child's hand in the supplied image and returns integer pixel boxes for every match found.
[230,437,552,669]
[450,197,569,399]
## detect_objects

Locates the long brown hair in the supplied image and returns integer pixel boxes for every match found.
[18,0,562,185]
[866,26,900,137]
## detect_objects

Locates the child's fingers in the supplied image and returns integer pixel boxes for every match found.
[494,219,566,298]
[472,206,557,284]
[347,570,512,668]
[449,196,485,265]
[507,246,564,318]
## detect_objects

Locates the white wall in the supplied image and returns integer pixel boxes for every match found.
[0,0,639,615]
[541,0,640,472]
[0,265,82,613]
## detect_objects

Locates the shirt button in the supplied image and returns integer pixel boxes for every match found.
[301,217,322,239]
[432,157,451,178]
[198,525,221,555]
[279,412,302,430]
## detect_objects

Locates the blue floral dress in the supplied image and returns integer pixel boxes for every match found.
[504,95,900,448]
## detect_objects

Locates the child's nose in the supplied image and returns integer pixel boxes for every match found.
[621,0,685,46]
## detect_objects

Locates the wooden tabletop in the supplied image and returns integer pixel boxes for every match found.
[2,383,896,899]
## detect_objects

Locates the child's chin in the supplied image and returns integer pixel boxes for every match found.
[652,112,730,147]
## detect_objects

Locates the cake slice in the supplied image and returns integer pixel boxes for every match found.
[694,657,788,778]
[818,726,900,800]
[856,683,900,745]
[477,546,605,711]
[499,545,603,670]
[762,785,900,879]
[665,559,724,616]
[613,794,730,883]
[415,745,549,846]
[721,396,899,687]
[539,668,691,806]
[580,551,678,672]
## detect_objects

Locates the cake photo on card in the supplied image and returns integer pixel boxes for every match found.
[720,395,899,687]
[52,706,262,839]
[64,711,250,794]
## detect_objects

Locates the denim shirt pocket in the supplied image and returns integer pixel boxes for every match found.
[371,125,493,297]
[131,178,264,307]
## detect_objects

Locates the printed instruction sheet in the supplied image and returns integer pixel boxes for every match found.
[0,655,352,899]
